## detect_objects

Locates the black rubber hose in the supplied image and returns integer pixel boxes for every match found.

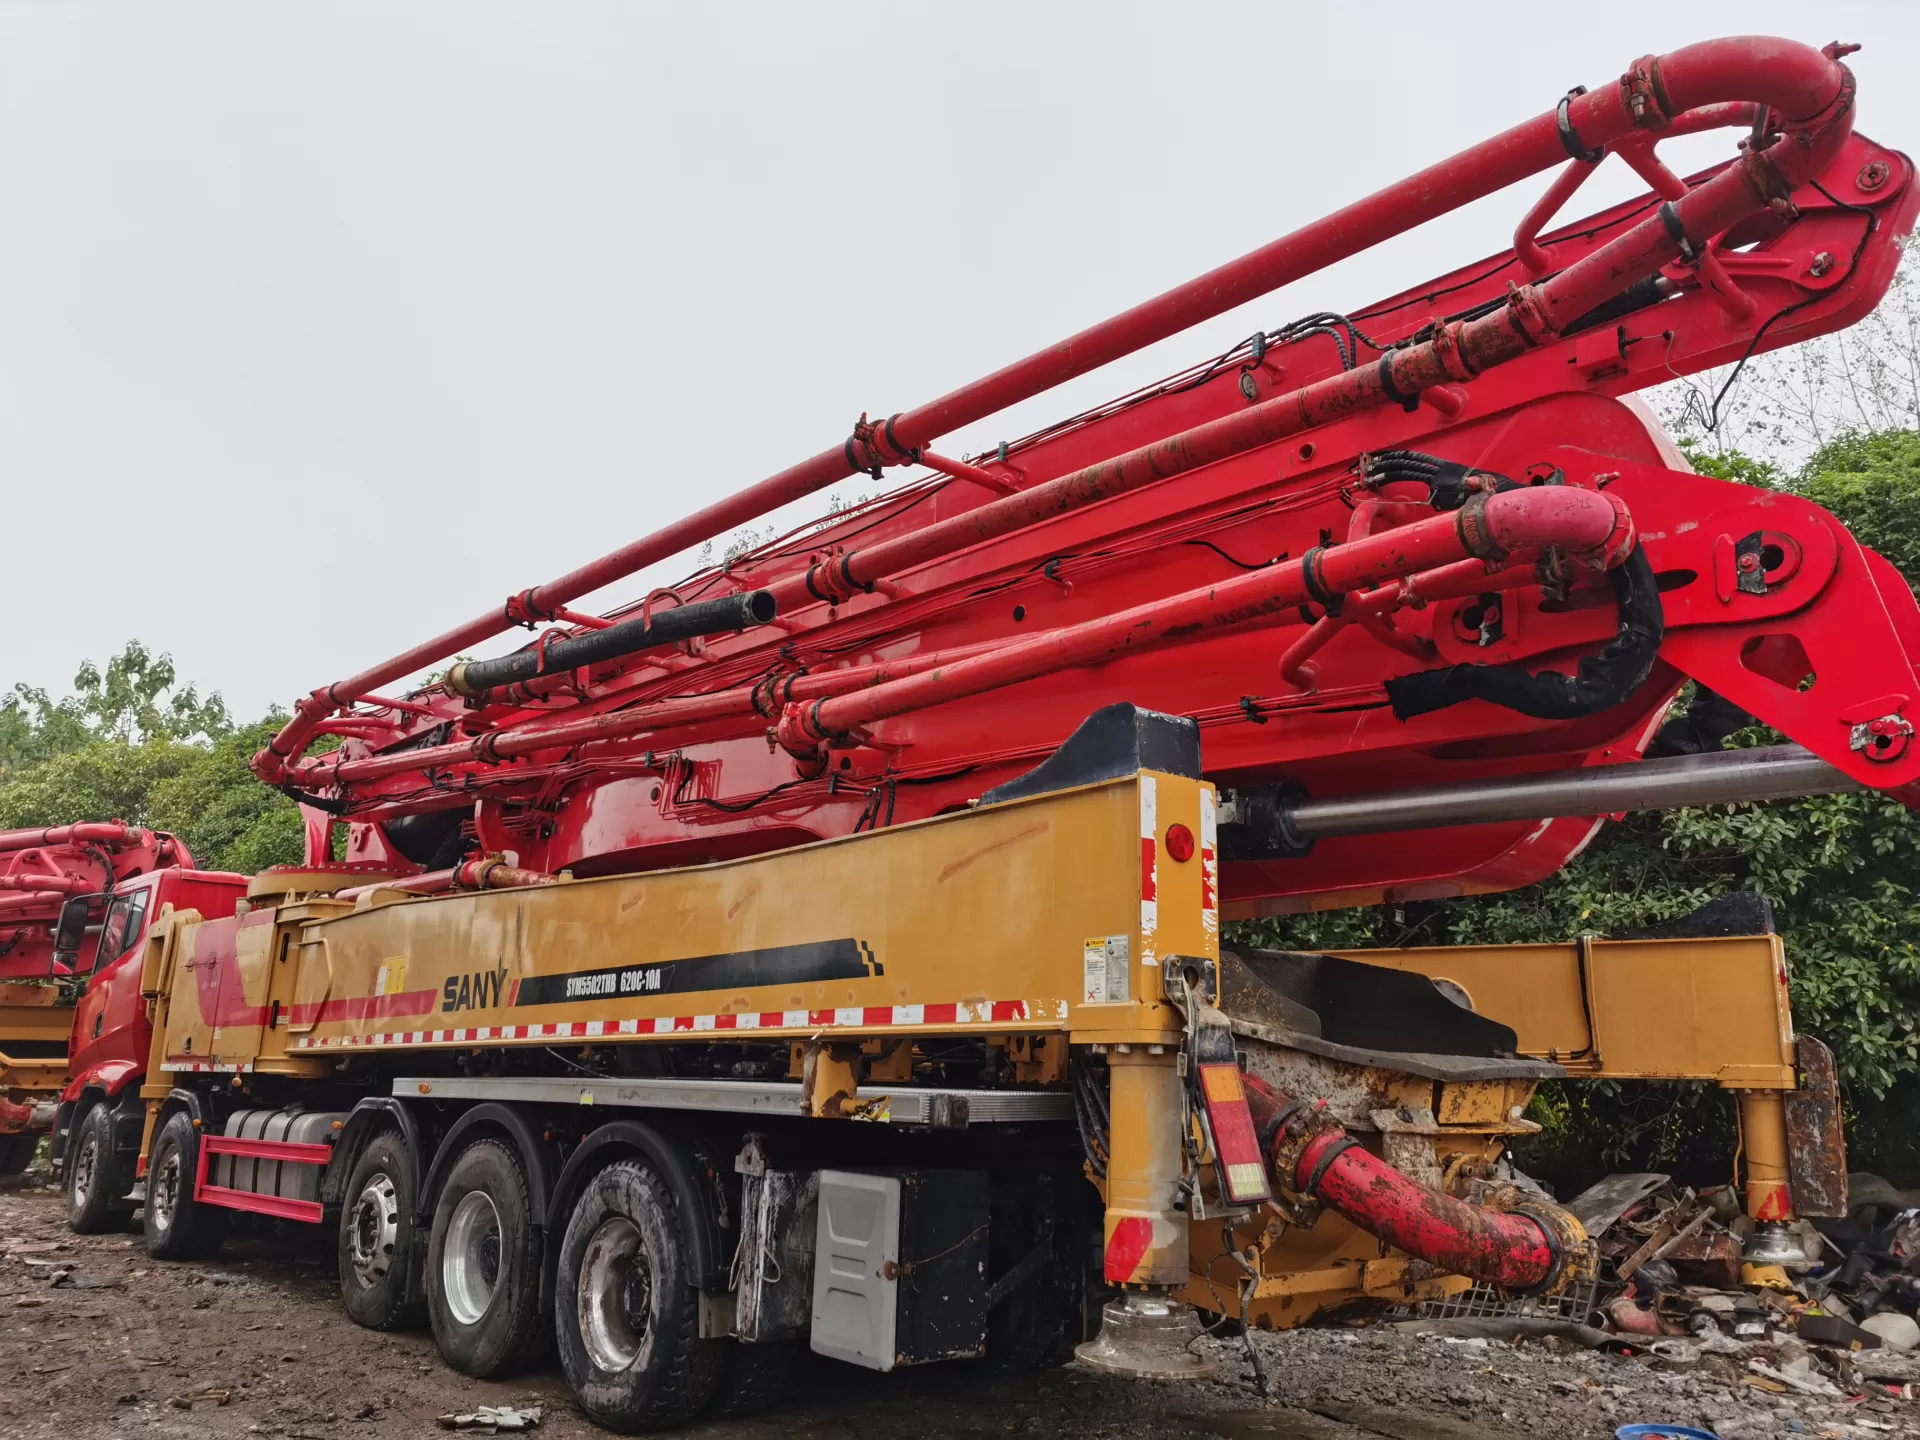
[449,590,777,695]
[1385,545,1663,722]
[1363,451,1519,512]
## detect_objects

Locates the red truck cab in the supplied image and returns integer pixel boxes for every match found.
[50,866,246,1231]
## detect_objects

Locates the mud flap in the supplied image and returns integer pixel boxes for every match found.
[1784,1035,1848,1219]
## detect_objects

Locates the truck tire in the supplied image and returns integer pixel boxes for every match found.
[144,1111,228,1259]
[339,1128,422,1330]
[426,1137,546,1377]
[67,1103,131,1233]
[0,1132,38,1175]
[555,1158,725,1433]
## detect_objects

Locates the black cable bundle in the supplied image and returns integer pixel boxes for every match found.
[1386,545,1664,722]
[1363,450,1517,512]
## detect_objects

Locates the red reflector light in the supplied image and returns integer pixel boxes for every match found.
[1197,1061,1272,1206]
[1164,822,1195,862]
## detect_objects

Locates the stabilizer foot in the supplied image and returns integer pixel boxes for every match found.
[1073,1292,1218,1381]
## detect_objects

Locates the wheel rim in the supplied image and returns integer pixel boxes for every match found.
[441,1189,502,1325]
[349,1172,400,1284]
[70,1131,98,1210]
[578,1215,651,1372]
[150,1147,179,1233]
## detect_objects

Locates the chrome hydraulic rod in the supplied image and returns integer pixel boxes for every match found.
[1284,745,1858,840]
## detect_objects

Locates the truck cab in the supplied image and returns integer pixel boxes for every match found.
[46,866,246,1228]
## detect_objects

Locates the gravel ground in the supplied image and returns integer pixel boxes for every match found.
[2,1173,1913,1440]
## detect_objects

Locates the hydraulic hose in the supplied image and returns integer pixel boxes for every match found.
[445,590,777,698]
[1243,1072,1589,1293]
[1386,544,1663,722]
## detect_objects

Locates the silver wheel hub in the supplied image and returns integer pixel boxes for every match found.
[151,1148,180,1232]
[71,1133,98,1209]
[441,1189,502,1326]
[578,1215,650,1372]
[349,1172,400,1284]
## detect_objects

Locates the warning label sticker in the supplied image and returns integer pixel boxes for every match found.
[1082,934,1131,1005]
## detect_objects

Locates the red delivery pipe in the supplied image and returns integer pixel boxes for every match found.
[0,1095,37,1132]
[1243,1073,1583,1292]
[299,484,1618,791]
[0,873,91,895]
[779,486,1628,750]
[295,538,1526,790]
[777,68,1850,613]
[256,38,1851,785]
[770,121,1852,611]
[289,633,1022,789]
[0,822,143,854]
[0,890,69,914]
[1296,1131,1557,1291]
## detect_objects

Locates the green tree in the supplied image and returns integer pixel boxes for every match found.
[0,641,229,779]
[0,643,304,874]
[147,720,310,874]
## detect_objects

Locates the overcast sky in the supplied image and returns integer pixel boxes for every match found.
[4,2,1917,720]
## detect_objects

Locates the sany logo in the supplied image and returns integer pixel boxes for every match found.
[442,967,509,1013]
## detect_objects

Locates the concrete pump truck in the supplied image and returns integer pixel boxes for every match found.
[71,33,1920,1432]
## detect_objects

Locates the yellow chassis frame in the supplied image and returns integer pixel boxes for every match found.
[135,768,1816,1324]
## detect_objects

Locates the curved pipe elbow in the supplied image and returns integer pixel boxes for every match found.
[1245,1073,1590,1293]
[1651,36,1850,125]
[1461,486,1632,567]
[1293,1131,1568,1292]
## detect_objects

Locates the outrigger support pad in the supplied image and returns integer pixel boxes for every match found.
[1073,1291,1219,1381]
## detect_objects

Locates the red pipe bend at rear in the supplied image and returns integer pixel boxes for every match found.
[1244,1074,1583,1292]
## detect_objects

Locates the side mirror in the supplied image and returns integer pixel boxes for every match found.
[50,895,95,977]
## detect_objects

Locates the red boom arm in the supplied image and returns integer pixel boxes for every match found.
[253,37,1920,917]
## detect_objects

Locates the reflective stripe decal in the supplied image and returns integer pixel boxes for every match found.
[289,998,1068,1051]
[1139,775,1159,967]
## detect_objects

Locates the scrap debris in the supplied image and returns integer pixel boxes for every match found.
[435,1404,542,1433]
[1400,1168,1920,1435]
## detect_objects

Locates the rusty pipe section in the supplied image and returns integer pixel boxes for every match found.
[777,486,1630,753]
[254,38,1855,787]
[335,857,560,902]
[1243,1073,1591,1293]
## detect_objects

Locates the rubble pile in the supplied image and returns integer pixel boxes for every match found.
[1380,1170,1920,1437]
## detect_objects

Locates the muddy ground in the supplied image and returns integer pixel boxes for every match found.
[1,1172,1909,1440]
